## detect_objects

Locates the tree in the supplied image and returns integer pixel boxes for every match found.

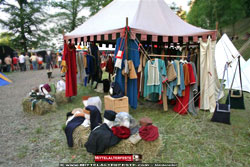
[187,0,246,33]
[50,0,87,33]
[0,32,15,48]
[84,0,113,16]
[0,0,48,52]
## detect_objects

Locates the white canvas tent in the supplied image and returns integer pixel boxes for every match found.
[65,0,216,42]
[65,0,220,112]
[215,34,250,93]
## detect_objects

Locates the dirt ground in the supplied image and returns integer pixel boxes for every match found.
[0,69,68,167]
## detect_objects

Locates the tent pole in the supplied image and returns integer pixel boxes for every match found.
[125,17,128,96]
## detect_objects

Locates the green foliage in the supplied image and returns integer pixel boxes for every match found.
[50,0,87,34]
[0,32,15,48]
[187,0,247,31]
[0,0,49,52]
[84,0,113,16]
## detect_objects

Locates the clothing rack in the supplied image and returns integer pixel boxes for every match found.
[149,54,187,58]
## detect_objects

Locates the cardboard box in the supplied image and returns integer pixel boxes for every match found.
[104,95,129,113]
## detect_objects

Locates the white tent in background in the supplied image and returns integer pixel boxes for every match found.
[215,34,250,93]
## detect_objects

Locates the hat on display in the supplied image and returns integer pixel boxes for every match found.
[41,84,51,95]
[114,112,137,129]
[83,96,102,113]
[111,126,131,139]
[139,125,159,141]
[109,82,124,98]
[139,117,153,126]
[104,110,117,121]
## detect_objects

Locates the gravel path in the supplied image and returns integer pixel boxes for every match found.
[0,69,64,167]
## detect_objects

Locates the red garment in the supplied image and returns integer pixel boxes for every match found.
[63,43,77,97]
[139,125,159,141]
[173,63,196,115]
[13,57,18,65]
[111,126,130,139]
[105,56,114,74]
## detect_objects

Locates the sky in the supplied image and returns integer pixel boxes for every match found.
[0,0,190,33]
[0,0,190,48]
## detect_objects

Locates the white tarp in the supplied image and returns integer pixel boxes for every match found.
[65,0,213,39]
[215,34,250,93]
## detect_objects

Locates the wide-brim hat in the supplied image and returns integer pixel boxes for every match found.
[139,125,159,141]
[112,126,131,139]
[104,110,117,121]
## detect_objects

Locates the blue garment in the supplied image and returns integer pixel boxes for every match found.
[143,59,166,97]
[86,55,94,75]
[65,117,85,147]
[86,105,102,131]
[167,61,178,100]
[177,63,185,96]
[114,38,140,109]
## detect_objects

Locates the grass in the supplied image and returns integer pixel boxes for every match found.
[48,84,250,166]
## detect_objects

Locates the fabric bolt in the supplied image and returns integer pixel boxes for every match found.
[139,125,159,141]
[173,60,180,95]
[114,38,140,109]
[144,59,166,98]
[147,59,160,86]
[86,105,102,131]
[85,123,121,154]
[188,62,198,115]
[112,126,131,139]
[173,63,196,115]
[65,117,85,147]
[62,43,77,97]
[167,61,178,100]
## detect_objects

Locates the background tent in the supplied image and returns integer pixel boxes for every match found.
[0,45,16,62]
[0,72,12,86]
[65,0,216,43]
[215,34,250,93]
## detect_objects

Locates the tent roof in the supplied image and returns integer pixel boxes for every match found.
[65,0,216,42]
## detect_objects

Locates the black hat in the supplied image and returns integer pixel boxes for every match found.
[104,110,117,121]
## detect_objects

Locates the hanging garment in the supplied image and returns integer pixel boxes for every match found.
[65,117,85,147]
[188,62,198,115]
[167,61,177,82]
[85,123,121,154]
[173,63,196,115]
[173,60,181,95]
[167,61,177,100]
[144,59,166,98]
[177,62,185,97]
[147,59,160,86]
[115,38,140,109]
[105,56,114,74]
[62,43,77,97]
[76,52,86,85]
[199,37,222,112]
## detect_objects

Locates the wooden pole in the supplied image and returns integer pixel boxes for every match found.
[125,17,128,96]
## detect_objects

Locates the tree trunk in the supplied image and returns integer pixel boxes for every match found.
[19,1,28,52]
